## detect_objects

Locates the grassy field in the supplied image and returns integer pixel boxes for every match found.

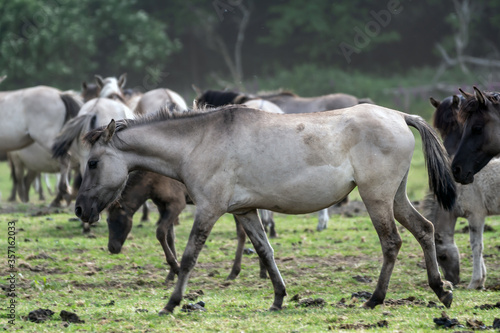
[0,147,499,332]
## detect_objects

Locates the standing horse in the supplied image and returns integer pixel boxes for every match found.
[75,104,456,313]
[426,95,500,289]
[0,85,82,205]
[451,87,500,184]
[195,89,371,232]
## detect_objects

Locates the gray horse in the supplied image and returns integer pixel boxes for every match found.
[75,104,456,313]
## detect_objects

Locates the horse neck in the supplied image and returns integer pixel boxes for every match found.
[115,120,200,181]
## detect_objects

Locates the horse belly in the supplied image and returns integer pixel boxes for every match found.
[230,163,355,214]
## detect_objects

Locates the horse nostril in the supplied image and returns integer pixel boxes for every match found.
[75,206,83,218]
[452,165,461,176]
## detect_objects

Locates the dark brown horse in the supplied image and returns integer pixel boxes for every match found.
[106,170,266,282]
[452,87,500,184]
[427,95,500,289]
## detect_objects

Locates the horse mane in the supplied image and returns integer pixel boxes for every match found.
[458,91,500,123]
[432,96,462,138]
[196,90,241,107]
[83,105,239,145]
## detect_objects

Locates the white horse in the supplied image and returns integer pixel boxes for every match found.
[75,104,456,313]
[0,84,82,205]
[135,88,188,115]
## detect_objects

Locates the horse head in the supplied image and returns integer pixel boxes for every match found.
[106,200,133,254]
[75,119,129,223]
[81,81,99,102]
[430,95,464,156]
[95,73,127,102]
[451,87,500,184]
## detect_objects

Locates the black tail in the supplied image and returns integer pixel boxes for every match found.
[405,115,456,210]
[60,93,82,123]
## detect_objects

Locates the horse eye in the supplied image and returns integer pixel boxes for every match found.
[88,160,98,169]
[471,125,483,134]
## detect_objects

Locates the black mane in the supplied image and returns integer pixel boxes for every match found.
[196,90,241,107]
[458,90,500,123]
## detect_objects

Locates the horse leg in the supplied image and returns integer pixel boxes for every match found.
[156,206,180,282]
[24,171,39,202]
[259,209,277,238]
[358,193,402,308]
[227,216,245,280]
[51,156,72,207]
[141,202,150,222]
[392,175,452,308]
[233,210,286,311]
[160,209,221,314]
[316,208,329,231]
[467,215,486,289]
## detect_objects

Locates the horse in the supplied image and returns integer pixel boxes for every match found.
[451,87,500,184]
[0,85,82,205]
[52,97,134,231]
[7,144,60,202]
[75,103,456,313]
[95,73,127,102]
[81,81,99,102]
[195,89,370,232]
[106,170,268,282]
[426,95,500,289]
[135,88,188,115]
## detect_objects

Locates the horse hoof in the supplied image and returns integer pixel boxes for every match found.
[440,291,453,308]
[269,305,282,311]
[158,308,172,316]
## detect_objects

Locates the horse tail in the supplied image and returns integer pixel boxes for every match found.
[60,93,82,123]
[52,114,91,159]
[405,115,456,210]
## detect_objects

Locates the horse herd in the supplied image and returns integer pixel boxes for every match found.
[1,73,499,314]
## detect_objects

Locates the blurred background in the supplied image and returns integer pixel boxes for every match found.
[1,0,499,119]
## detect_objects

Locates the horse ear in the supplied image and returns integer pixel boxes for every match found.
[429,97,440,108]
[95,75,104,89]
[458,88,473,99]
[104,119,116,143]
[191,84,202,96]
[82,81,88,90]
[0,75,7,84]
[473,86,486,106]
[452,95,461,108]
[118,73,127,89]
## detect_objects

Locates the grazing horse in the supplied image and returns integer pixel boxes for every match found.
[0,85,82,205]
[451,87,500,184]
[106,170,267,282]
[75,104,456,313]
[195,89,370,232]
[426,95,500,289]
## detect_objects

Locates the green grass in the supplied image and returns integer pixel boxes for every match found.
[0,160,499,332]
